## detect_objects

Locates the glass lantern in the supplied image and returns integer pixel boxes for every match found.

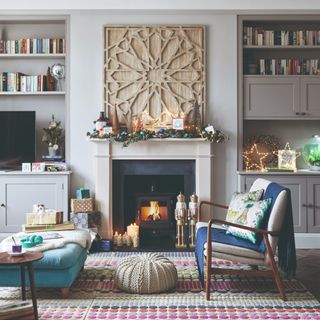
[303,143,320,171]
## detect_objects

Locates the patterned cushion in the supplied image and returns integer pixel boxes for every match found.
[225,189,264,224]
[226,198,272,244]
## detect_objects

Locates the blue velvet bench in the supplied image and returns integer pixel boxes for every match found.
[0,243,87,297]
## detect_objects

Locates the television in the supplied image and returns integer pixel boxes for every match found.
[0,111,36,170]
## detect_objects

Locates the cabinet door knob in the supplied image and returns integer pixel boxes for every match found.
[0,203,5,208]
[302,203,307,207]
[295,112,300,115]
[301,112,307,116]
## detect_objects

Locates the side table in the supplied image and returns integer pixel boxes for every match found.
[0,251,43,320]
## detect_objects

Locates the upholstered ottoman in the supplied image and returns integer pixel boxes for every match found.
[0,243,87,296]
[115,253,177,294]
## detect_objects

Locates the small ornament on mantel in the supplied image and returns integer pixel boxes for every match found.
[112,105,120,134]
[189,96,202,129]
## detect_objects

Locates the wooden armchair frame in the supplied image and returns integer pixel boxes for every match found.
[199,201,286,301]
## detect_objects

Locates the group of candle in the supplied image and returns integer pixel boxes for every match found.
[113,223,140,248]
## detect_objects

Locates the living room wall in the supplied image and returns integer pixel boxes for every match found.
[69,13,237,211]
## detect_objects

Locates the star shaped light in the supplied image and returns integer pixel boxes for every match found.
[274,142,301,171]
[243,143,269,171]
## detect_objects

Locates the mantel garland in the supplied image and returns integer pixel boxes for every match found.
[87,126,226,148]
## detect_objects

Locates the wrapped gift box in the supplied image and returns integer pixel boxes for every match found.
[71,198,94,213]
[70,211,101,228]
[26,211,63,225]
[76,188,90,199]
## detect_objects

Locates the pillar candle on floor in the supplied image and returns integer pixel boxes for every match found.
[116,234,123,247]
[133,235,139,248]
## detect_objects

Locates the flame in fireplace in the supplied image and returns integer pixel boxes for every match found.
[141,201,168,221]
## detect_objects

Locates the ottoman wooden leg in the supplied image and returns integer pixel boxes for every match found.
[20,265,26,301]
[27,264,39,320]
[61,287,70,298]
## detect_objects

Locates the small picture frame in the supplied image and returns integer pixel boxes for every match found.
[32,162,46,172]
[22,163,31,172]
[172,118,184,130]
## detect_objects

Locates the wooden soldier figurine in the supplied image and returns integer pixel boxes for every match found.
[175,192,187,248]
[187,192,199,248]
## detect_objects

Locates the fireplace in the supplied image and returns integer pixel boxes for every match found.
[92,139,213,240]
[112,160,195,248]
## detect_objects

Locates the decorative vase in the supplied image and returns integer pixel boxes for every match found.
[309,165,320,171]
[48,146,58,157]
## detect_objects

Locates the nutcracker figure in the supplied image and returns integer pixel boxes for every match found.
[175,192,187,248]
[187,192,199,248]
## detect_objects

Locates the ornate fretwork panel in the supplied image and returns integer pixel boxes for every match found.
[104,25,206,127]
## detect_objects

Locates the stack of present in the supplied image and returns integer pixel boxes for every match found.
[70,188,101,229]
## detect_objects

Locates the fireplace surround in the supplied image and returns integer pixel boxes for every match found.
[92,139,213,239]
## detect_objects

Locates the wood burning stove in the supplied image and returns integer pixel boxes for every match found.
[135,194,176,248]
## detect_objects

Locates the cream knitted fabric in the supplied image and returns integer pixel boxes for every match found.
[115,253,178,294]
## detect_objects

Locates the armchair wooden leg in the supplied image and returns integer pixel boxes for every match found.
[205,258,211,301]
[61,287,70,298]
[263,234,286,301]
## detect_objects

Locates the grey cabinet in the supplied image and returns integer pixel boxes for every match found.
[0,173,70,235]
[300,77,320,118]
[244,76,299,119]
[307,177,320,232]
[238,173,320,233]
[244,76,320,119]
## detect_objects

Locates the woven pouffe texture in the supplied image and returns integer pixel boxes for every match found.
[115,253,178,294]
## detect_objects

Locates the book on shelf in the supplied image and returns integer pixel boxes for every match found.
[257,58,320,75]
[243,27,320,46]
[0,301,34,320]
[0,38,65,54]
[22,222,75,233]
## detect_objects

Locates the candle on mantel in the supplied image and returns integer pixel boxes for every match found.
[127,223,139,238]
[122,232,128,247]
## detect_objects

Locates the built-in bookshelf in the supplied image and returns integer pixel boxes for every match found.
[238,15,320,169]
[0,17,68,160]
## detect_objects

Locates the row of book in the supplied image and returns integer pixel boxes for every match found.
[257,59,320,75]
[1,72,51,92]
[0,38,65,54]
[243,27,320,46]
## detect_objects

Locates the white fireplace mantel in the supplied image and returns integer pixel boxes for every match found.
[91,138,213,238]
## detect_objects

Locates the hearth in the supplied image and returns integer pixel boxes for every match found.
[112,160,195,249]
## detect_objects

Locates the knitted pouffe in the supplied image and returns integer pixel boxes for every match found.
[115,253,178,294]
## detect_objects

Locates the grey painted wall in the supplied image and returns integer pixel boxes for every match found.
[69,13,238,212]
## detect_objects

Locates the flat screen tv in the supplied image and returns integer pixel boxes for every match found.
[0,111,36,170]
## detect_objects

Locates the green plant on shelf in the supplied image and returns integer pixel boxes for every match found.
[303,144,320,167]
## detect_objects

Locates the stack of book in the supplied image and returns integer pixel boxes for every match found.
[244,27,320,46]
[0,72,49,92]
[258,58,320,75]
[0,38,65,54]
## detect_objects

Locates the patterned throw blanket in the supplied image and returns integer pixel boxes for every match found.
[1,229,92,252]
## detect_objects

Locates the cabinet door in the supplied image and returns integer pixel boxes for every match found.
[244,76,299,119]
[0,176,64,233]
[307,177,320,233]
[300,77,320,118]
[241,175,307,233]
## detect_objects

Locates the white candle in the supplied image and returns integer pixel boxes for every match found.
[127,223,139,238]
[116,233,123,247]
[113,231,119,245]
[133,235,139,248]
[126,235,133,247]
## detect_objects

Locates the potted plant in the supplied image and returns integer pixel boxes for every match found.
[303,143,320,171]
[42,115,64,156]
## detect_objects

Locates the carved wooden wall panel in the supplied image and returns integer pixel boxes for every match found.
[104,25,206,127]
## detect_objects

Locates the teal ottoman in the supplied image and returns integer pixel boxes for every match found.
[0,243,87,297]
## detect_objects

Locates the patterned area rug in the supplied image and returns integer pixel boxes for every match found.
[0,251,319,319]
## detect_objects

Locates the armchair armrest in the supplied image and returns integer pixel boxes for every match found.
[206,218,280,260]
[198,201,228,221]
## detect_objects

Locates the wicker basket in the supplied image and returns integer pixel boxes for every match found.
[71,198,94,213]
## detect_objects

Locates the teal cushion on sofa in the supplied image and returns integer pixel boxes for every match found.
[33,243,84,269]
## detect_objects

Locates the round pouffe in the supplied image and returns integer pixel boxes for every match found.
[115,253,178,294]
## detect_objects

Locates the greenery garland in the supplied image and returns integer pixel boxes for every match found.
[87,126,226,147]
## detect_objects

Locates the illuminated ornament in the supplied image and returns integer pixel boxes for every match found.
[243,143,269,171]
[276,142,301,171]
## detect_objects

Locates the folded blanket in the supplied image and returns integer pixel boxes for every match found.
[1,229,92,252]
